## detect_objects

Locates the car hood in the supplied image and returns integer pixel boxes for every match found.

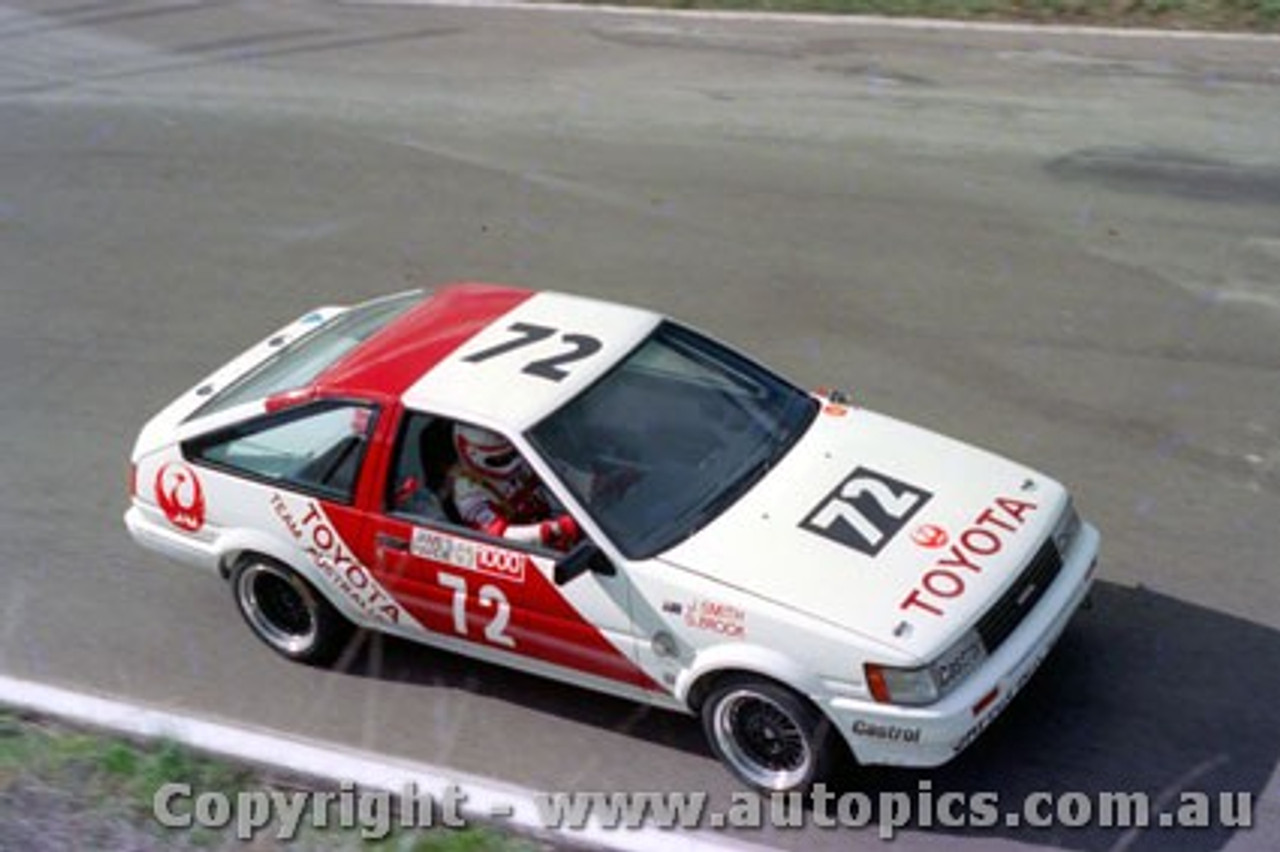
[658,405,1068,662]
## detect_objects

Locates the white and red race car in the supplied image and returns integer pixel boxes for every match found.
[126,284,1099,793]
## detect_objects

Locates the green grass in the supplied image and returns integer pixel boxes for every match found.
[0,710,541,851]
[0,712,247,804]
[553,0,1280,31]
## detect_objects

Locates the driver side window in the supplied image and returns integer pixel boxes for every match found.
[385,413,458,524]
[384,413,579,554]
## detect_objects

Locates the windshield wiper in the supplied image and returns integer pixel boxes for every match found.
[666,456,775,550]
[665,397,819,549]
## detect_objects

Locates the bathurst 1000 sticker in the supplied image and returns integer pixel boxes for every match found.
[270,493,420,630]
[411,527,529,584]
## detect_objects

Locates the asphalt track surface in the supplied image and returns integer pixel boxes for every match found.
[1,1,1278,850]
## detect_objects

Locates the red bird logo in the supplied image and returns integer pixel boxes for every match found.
[911,524,949,549]
[154,462,206,532]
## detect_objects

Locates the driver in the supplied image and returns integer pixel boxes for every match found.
[449,423,581,550]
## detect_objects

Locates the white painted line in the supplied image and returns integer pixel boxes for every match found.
[0,674,772,852]
[344,0,1280,43]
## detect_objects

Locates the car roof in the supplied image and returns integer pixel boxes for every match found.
[315,283,662,431]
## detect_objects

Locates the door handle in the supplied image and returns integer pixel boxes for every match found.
[376,533,409,552]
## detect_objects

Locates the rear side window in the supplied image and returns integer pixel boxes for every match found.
[186,402,377,503]
[192,290,423,419]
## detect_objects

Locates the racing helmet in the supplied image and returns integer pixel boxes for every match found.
[453,423,523,481]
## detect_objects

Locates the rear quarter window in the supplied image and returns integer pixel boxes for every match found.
[185,401,377,503]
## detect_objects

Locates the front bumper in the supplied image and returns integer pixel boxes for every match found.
[827,521,1100,767]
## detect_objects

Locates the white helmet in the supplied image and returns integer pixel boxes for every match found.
[454,423,522,481]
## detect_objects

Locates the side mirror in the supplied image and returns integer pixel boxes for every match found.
[554,540,616,586]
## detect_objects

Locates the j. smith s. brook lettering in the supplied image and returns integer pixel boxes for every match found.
[899,497,1039,618]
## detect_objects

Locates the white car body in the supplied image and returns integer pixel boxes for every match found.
[126,284,1099,785]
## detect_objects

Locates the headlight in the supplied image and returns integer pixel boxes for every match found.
[865,662,938,705]
[1053,500,1082,557]
[866,629,987,706]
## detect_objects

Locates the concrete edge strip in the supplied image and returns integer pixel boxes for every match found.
[0,674,771,852]
[343,0,1280,43]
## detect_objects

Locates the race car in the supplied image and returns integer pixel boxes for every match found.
[125,283,1099,793]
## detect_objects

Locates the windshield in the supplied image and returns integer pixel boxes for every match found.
[529,322,818,559]
[191,290,423,419]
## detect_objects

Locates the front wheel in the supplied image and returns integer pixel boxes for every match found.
[701,677,836,793]
[231,556,353,666]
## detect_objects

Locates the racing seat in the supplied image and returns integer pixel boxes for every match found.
[418,418,462,524]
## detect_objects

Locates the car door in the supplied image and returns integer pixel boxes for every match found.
[362,409,660,692]
[179,399,422,629]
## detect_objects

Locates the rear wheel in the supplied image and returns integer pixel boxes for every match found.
[700,677,836,793]
[231,556,352,666]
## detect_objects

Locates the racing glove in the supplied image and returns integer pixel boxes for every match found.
[538,514,580,550]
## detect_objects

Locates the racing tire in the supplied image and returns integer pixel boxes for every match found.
[700,676,837,794]
[230,555,353,666]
